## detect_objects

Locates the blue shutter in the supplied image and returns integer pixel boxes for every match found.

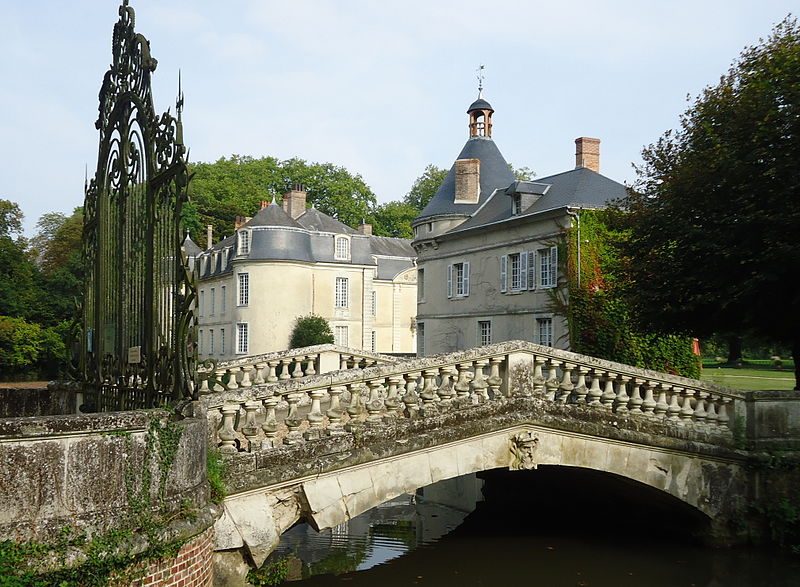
[520,252,528,290]
[500,255,507,293]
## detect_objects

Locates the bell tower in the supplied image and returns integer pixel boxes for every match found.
[467,65,493,137]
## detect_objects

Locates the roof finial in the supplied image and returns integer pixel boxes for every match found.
[176,69,184,119]
[476,64,485,98]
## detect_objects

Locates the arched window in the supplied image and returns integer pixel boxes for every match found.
[334,236,350,260]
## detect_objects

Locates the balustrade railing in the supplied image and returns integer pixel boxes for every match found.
[203,341,744,454]
[196,344,392,394]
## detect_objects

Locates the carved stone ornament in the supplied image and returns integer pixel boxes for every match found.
[509,431,540,471]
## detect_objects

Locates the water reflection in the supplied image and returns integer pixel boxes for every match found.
[258,468,800,586]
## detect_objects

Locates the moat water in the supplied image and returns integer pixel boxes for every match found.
[259,467,800,586]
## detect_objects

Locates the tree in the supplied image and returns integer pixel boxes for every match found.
[403,164,447,210]
[0,200,40,320]
[289,314,334,348]
[0,316,43,377]
[618,17,800,388]
[510,164,536,181]
[371,201,419,239]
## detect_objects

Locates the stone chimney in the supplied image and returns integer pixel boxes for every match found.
[282,184,307,219]
[453,158,481,204]
[206,225,213,250]
[575,137,601,172]
[234,215,252,229]
[358,221,372,235]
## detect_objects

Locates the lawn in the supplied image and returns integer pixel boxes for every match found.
[700,365,796,391]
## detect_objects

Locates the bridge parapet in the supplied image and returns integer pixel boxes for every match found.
[196,344,393,394]
[202,341,743,455]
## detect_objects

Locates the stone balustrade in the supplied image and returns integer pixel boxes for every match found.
[203,341,745,453]
[196,344,393,395]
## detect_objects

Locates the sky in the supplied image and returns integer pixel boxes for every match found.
[0,0,796,236]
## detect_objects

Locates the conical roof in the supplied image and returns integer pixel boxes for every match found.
[243,202,303,228]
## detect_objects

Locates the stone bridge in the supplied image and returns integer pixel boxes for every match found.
[198,341,799,575]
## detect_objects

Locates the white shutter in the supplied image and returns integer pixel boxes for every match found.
[447,264,453,298]
[500,255,507,293]
[527,250,536,289]
[463,261,470,296]
[520,252,528,290]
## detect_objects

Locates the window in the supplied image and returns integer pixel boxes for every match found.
[478,320,492,346]
[417,322,424,356]
[238,273,249,306]
[199,329,203,354]
[335,325,348,346]
[199,290,205,316]
[209,329,215,354]
[512,193,522,215]
[417,268,425,302]
[334,236,350,260]
[539,246,558,288]
[447,261,470,298]
[371,330,377,352]
[500,252,530,293]
[220,328,225,355]
[238,230,250,255]
[335,277,349,307]
[236,323,249,354]
[210,288,216,315]
[537,317,553,347]
[221,286,226,313]
[371,291,377,316]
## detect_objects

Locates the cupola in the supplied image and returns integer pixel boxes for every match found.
[467,97,493,138]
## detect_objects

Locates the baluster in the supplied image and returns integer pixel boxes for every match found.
[384,376,403,418]
[252,362,266,385]
[471,360,489,403]
[420,370,439,405]
[717,397,732,430]
[628,378,644,415]
[557,362,575,403]
[346,382,365,420]
[640,380,656,417]
[290,357,303,378]
[705,393,719,428]
[304,389,326,439]
[283,393,305,444]
[261,393,279,448]
[454,363,473,400]
[240,365,253,388]
[277,359,291,380]
[544,360,560,401]
[218,403,240,453]
[339,354,349,370]
[266,361,279,383]
[437,366,456,402]
[677,387,694,425]
[487,358,504,400]
[587,369,603,406]
[241,400,261,451]
[654,383,670,419]
[693,389,708,427]
[226,367,240,390]
[366,379,387,425]
[614,375,631,413]
[573,366,589,404]
[198,371,211,395]
[326,386,346,435]
[403,372,421,417]
[666,385,682,422]
[532,356,546,395]
[600,373,616,409]
[305,354,318,376]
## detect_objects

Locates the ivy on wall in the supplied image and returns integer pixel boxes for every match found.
[558,209,700,378]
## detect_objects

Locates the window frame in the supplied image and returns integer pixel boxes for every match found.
[537,317,553,347]
[447,261,470,298]
[236,323,249,354]
[335,276,349,308]
[539,246,558,289]
[335,325,348,346]
[334,236,351,261]
[238,273,249,306]
[478,320,492,346]
[238,229,251,256]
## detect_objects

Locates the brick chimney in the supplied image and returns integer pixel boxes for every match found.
[206,225,213,250]
[358,221,372,235]
[282,184,307,219]
[575,137,601,172]
[260,200,269,209]
[234,215,252,229]
[453,158,481,203]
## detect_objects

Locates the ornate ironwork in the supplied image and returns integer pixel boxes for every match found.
[81,1,197,410]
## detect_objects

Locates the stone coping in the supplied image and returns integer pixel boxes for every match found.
[203,340,744,407]
[203,344,394,371]
[0,409,168,439]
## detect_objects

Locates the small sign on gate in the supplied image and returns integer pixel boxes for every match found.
[127,346,142,364]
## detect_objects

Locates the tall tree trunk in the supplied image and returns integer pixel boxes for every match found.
[727,336,743,364]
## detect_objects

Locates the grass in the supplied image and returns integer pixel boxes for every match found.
[700,364,796,391]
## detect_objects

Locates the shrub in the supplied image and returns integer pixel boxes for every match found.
[289,314,334,348]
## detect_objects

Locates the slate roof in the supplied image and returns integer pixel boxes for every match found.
[453,167,628,232]
[468,98,493,112]
[370,235,416,258]
[297,208,358,234]
[243,202,303,228]
[415,136,516,222]
[182,234,202,256]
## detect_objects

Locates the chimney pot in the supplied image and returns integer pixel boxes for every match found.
[575,137,601,173]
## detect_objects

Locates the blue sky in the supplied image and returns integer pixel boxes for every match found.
[1,0,796,235]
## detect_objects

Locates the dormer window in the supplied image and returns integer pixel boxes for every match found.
[238,230,251,255]
[512,193,522,215]
[334,236,350,261]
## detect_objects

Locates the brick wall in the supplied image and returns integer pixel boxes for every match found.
[137,527,214,587]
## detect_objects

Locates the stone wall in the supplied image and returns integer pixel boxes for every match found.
[0,383,79,418]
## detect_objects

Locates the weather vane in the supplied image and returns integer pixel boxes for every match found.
[476,64,485,98]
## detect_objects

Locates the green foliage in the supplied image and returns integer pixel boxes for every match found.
[563,210,700,378]
[618,17,800,387]
[510,164,536,181]
[248,556,291,586]
[0,316,43,376]
[207,447,227,504]
[0,199,23,238]
[403,164,447,210]
[289,314,334,348]
[370,201,419,238]
[187,155,377,241]
[755,489,800,554]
